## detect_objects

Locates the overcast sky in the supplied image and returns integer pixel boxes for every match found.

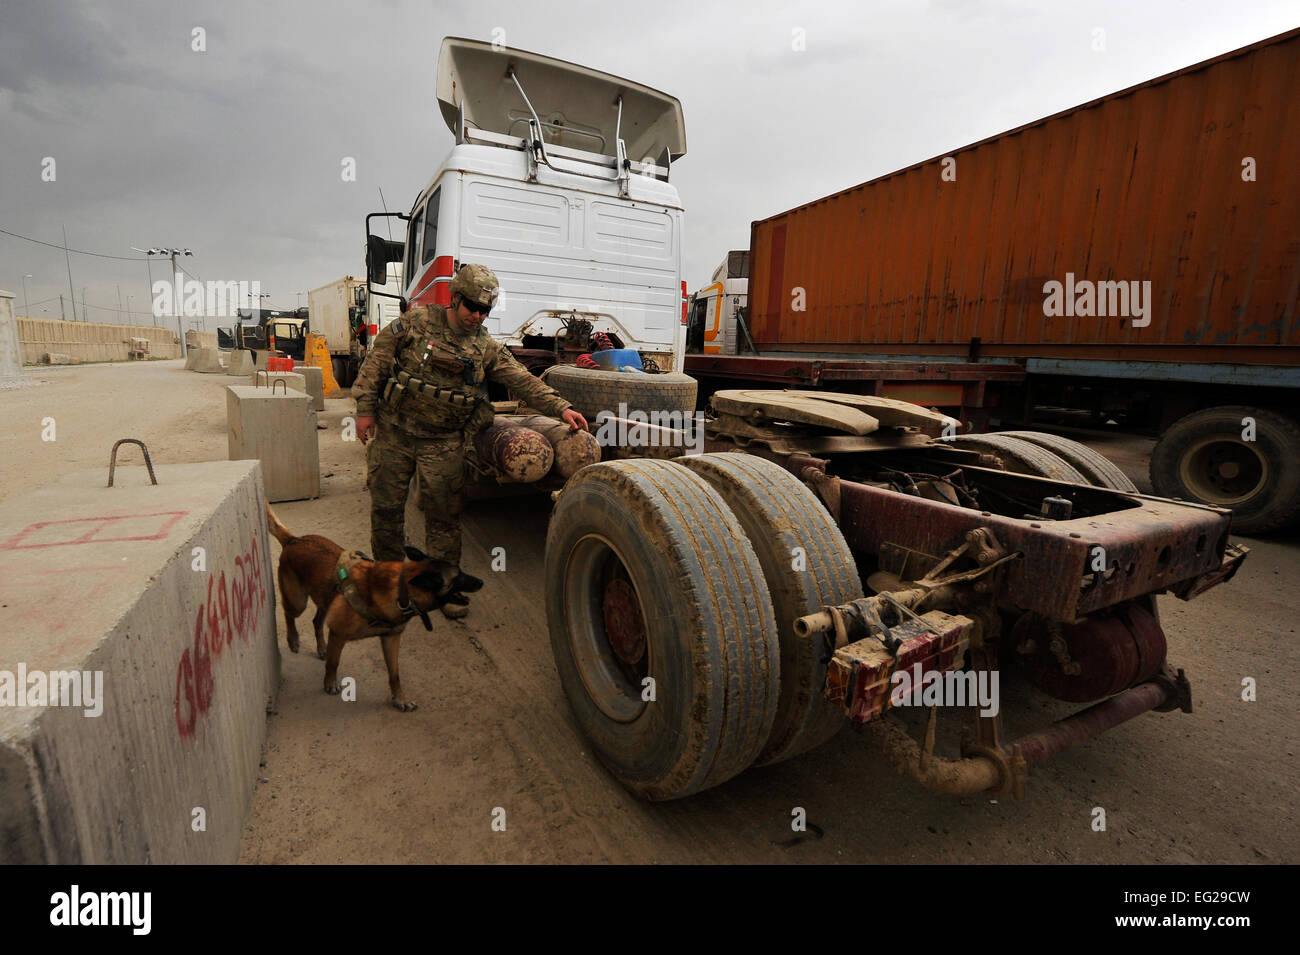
[1,0,1296,329]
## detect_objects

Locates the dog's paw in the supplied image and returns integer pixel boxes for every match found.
[324,680,342,695]
[287,637,299,653]
[316,646,327,661]
[391,697,418,712]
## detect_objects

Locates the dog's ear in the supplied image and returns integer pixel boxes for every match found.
[409,569,446,595]
[403,545,428,563]
[452,572,485,593]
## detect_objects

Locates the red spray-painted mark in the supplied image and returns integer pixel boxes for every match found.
[0,511,188,550]
[174,535,268,739]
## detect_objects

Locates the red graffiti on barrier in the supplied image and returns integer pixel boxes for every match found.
[0,511,188,550]
[174,534,267,738]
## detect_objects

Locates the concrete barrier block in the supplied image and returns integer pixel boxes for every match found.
[226,350,255,376]
[247,371,305,395]
[226,386,319,502]
[297,365,325,411]
[184,348,199,370]
[0,460,279,863]
[193,348,224,374]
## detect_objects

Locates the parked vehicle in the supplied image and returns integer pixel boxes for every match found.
[364,37,696,417]
[547,389,1247,799]
[306,269,402,388]
[687,28,1300,534]
[217,308,309,362]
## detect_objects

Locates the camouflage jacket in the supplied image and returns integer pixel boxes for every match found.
[351,304,571,436]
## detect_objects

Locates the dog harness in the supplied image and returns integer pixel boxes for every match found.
[334,550,433,632]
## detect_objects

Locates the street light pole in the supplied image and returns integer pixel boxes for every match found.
[133,246,193,354]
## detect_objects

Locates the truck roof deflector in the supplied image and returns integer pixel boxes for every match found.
[436,37,686,163]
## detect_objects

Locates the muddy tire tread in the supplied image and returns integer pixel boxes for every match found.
[682,453,862,765]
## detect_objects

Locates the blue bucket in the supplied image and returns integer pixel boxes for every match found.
[591,348,643,371]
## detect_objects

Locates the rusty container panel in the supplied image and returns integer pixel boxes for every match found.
[749,29,1300,366]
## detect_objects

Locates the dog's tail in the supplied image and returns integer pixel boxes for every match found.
[265,503,294,545]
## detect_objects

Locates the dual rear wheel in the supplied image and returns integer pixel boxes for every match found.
[545,454,861,800]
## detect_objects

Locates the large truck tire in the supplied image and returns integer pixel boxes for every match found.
[681,453,862,766]
[545,460,780,800]
[542,364,697,421]
[998,431,1138,492]
[946,433,1087,484]
[1150,405,1300,535]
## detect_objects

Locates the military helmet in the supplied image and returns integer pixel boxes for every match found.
[449,264,500,309]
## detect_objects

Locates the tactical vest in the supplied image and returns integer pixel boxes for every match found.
[379,309,489,437]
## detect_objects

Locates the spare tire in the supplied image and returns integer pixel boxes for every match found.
[546,460,779,799]
[681,453,862,765]
[543,364,697,422]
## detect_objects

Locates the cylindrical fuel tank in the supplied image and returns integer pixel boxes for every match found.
[1013,603,1167,702]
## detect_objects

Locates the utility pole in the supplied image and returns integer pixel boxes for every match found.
[170,249,191,356]
[82,287,88,323]
[59,294,65,321]
[132,247,193,354]
[22,274,31,318]
[117,284,124,321]
[62,225,78,322]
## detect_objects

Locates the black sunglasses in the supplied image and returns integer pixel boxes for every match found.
[461,299,491,316]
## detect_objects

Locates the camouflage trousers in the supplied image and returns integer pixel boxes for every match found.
[365,424,467,564]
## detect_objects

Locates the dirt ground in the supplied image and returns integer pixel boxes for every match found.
[6,359,1297,864]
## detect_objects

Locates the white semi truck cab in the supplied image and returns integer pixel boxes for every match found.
[365,37,688,374]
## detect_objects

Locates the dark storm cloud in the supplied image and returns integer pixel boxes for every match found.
[1,0,1296,327]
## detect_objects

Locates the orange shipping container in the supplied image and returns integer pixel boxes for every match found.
[748,28,1300,367]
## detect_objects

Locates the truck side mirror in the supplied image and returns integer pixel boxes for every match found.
[367,234,404,287]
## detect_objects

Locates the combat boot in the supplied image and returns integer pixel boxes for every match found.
[441,600,469,620]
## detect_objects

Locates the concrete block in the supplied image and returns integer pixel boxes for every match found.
[0,291,23,382]
[184,348,199,370]
[226,386,319,502]
[226,349,255,376]
[297,365,325,411]
[193,348,224,374]
[247,371,305,395]
[0,460,279,863]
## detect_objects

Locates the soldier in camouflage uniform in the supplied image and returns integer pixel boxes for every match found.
[352,264,588,618]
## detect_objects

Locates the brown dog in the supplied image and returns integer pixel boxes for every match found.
[266,504,483,711]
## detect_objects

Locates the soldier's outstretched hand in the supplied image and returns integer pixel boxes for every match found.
[561,408,589,432]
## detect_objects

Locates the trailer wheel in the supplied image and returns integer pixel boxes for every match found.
[543,364,698,422]
[997,431,1138,491]
[1150,405,1300,535]
[681,453,862,765]
[545,460,779,799]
